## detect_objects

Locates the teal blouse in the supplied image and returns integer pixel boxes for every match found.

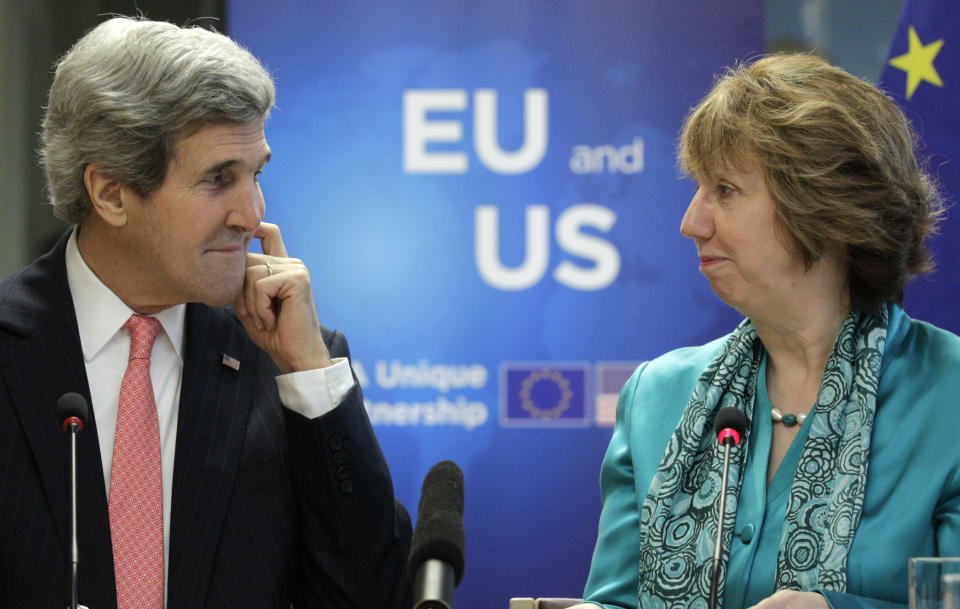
[583,305,960,609]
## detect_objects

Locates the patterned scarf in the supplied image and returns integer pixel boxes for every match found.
[636,307,889,608]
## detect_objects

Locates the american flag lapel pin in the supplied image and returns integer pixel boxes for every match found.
[220,353,241,371]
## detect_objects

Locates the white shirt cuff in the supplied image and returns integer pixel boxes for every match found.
[275,357,355,419]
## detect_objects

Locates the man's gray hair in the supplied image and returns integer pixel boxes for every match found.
[40,16,276,224]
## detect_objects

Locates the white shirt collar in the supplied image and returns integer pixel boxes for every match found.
[65,227,186,363]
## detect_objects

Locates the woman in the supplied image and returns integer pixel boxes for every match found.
[576,54,960,609]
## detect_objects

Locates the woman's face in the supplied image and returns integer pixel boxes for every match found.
[680,162,809,318]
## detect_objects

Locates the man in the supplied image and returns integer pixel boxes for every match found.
[0,16,412,609]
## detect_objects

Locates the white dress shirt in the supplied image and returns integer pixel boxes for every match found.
[63,228,354,603]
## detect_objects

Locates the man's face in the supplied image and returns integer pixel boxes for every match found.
[120,119,270,310]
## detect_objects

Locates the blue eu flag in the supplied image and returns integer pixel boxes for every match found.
[501,363,589,427]
[881,0,960,333]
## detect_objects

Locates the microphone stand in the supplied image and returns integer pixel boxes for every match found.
[57,392,90,609]
[66,418,81,609]
[413,559,455,609]
[708,437,734,609]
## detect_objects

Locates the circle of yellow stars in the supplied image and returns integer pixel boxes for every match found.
[888,25,944,100]
[519,368,573,420]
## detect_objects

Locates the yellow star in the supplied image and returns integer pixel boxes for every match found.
[888,26,945,100]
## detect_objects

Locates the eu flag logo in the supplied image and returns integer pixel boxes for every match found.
[500,363,590,427]
[880,0,960,331]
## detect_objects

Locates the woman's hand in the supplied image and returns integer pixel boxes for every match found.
[748,590,830,609]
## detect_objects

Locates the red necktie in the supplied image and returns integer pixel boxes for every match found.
[109,314,164,609]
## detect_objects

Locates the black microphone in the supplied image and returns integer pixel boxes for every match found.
[408,461,465,609]
[56,392,89,609]
[709,407,747,609]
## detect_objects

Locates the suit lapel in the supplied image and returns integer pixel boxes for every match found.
[0,229,116,607]
[167,303,256,607]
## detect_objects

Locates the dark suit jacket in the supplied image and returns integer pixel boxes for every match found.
[0,230,412,609]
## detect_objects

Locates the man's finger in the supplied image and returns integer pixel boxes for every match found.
[254,278,277,330]
[254,222,288,257]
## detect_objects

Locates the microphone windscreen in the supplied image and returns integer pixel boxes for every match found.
[714,407,748,436]
[407,460,465,584]
[56,392,89,424]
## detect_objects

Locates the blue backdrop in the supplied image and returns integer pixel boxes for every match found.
[224,3,960,608]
